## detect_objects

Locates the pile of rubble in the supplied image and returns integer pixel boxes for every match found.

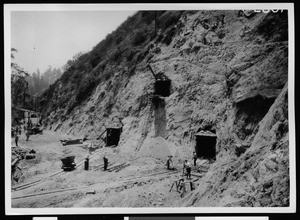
[11,147,37,184]
[12,147,36,160]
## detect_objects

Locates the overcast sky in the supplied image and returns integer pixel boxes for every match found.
[11,10,136,74]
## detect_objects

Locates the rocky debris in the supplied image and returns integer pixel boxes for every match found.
[181,84,289,207]
[136,137,172,161]
[12,147,28,160]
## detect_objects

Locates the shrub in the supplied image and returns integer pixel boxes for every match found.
[116,36,123,45]
[111,49,123,64]
[136,49,149,63]
[132,30,147,46]
[75,77,97,104]
[159,11,183,30]
[162,27,177,45]
[141,11,157,25]
[126,50,135,62]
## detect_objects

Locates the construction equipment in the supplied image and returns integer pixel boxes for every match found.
[61,156,76,171]
[12,148,106,191]
[148,64,159,80]
[25,153,36,160]
[30,124,43,135]
[169,178,197,197]
[97,129,107,142]
[60,139,83,146]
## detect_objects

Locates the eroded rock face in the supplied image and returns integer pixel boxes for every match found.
[181,84,289,207]
[41,10,289,206]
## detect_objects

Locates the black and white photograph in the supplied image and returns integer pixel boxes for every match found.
[4,3,295,214]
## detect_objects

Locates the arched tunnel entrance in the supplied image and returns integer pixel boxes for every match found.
[195,130,217,160]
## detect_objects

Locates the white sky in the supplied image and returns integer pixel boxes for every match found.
[11,10,136,74]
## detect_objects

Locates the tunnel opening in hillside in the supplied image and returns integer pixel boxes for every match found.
[154,79,171,97]
[235,94,276,140]
[195,130,217,160]
[106,127,122,147]
[152,96,167,138]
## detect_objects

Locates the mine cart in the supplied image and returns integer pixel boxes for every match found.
[30,125,43,135]
[61,156,76,171]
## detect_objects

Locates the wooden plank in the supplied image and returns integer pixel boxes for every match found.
[11,158,19,167]
[114,163,130,172]
[12,187,78,200]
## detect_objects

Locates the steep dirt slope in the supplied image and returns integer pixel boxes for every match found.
[35,10,289,207]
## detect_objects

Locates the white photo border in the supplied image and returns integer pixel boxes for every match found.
[4,3,295,215]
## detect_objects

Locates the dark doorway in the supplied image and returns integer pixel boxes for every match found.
[154,80,171,97]
[106,128,122,146]
[195,132,217,160]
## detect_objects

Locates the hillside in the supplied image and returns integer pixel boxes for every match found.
[16,10,289,207]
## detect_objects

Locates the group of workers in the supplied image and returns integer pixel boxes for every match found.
[166,151,198,180]
[14,121,32,147]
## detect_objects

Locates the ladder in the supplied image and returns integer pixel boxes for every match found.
[135,93,154,151]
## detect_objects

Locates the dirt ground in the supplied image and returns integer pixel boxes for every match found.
[11,130,202,208]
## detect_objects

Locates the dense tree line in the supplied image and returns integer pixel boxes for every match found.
[27,66,62,96]
[11,48,63,114]
[11,48,30,109]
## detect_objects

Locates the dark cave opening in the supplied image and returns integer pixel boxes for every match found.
[106,127,122,146]
[195,131,217,160]
[154,79,171,97]
[235,94,276,140]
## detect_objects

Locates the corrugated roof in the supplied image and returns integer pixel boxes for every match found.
[195,130,217,137]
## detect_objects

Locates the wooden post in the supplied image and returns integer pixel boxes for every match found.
[147,64,158,80]
[169,182,175,192]
[181,182,186,197]
[105,129,108,147]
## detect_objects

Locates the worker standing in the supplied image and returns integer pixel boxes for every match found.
[183,160,191,180]
[166,156,170,170]
[84,155,89,170]
[103,156,108,171]
[166,156,174,170]
[16,123,21,135]
[15,132,19,147]
[193,151,197,167]
[26,128,30,141]
[88,142,93,155]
